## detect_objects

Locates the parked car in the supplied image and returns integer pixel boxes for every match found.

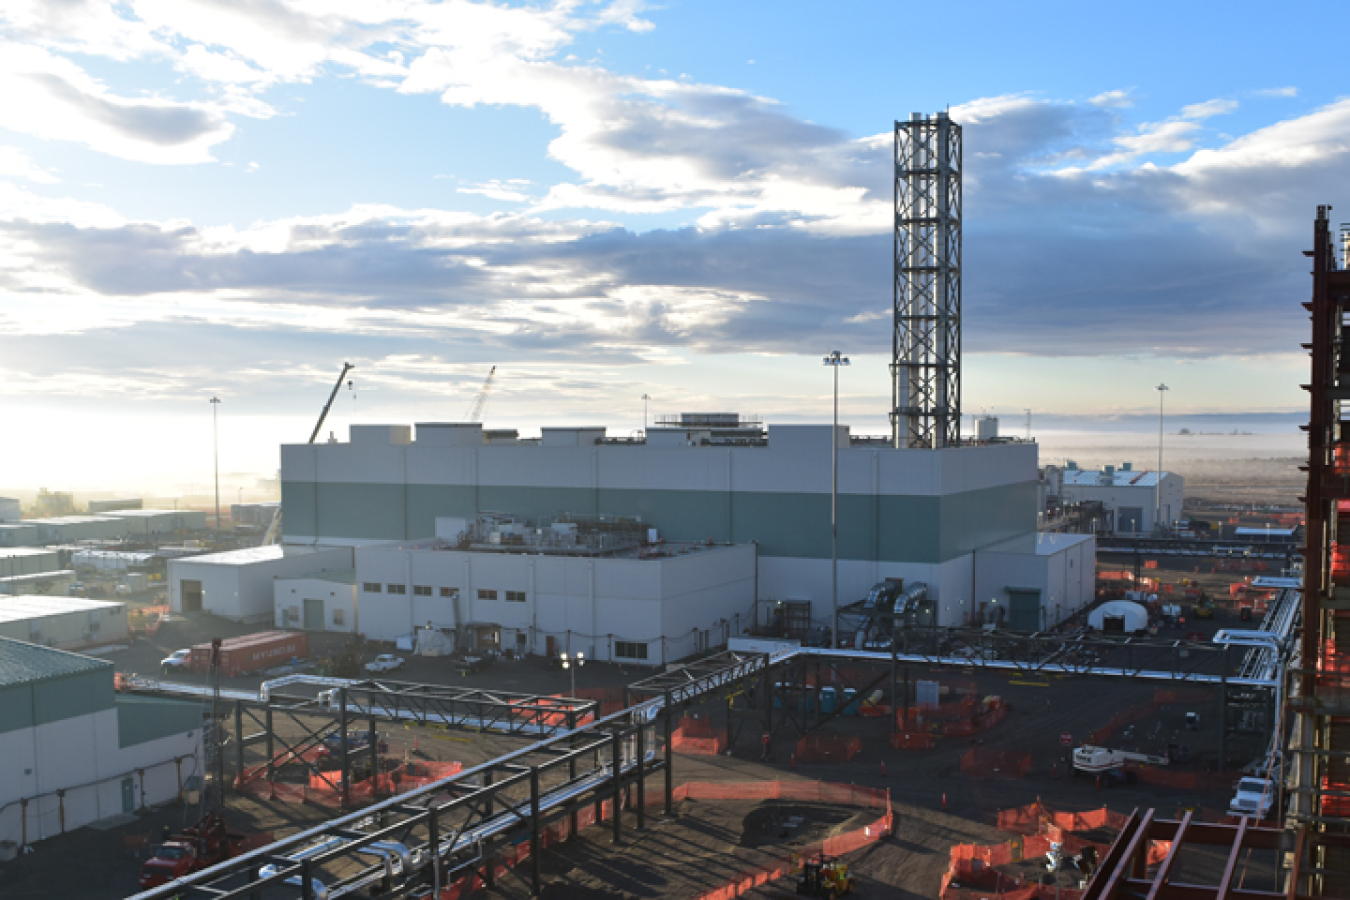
[364,654,404,673]
[161,649,192,669]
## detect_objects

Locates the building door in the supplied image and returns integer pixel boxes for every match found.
[181,579,203,613]
[303,597,325,630]
[1007,589,1041,632]
[121,777,135,814]
[1118,507,1143,533]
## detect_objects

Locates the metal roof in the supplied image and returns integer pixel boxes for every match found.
[0,595,125,624]
[1062,469,1170,488]
[176,544,342,566]
[0,635,111,688]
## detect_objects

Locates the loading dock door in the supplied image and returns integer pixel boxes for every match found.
[181,579,203,613]
[303,597,325,631]
[1007,588,1042,632]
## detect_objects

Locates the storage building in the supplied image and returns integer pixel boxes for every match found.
[26,516,128,544]
[87,498,143,514]
[0,596,129,650]
[1088,600,1150,634]
[972,532,1097,630]
[0,571,77,597]
[0,497,20,522]
[0,637,202,844]
[98,509,208,536]
[0,548,62,578]
[0,523,39,548]
[168,545,354,623]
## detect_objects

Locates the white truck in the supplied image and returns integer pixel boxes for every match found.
[364,654,404,673]
[1228,776,1277,819]
[1073,745,1169,774]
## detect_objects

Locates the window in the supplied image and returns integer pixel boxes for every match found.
[615,641,648,660]
[363,582,382,593]
[477,589,498,601]
[286,606,300,623]
[505,591,526,603]
[440,587,458,598]
[332,608,345,625]
[387,584,407,595]
[414,585,432,596]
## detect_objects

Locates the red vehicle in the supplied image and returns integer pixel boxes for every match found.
[188,632,309,677]
[137,813,245,888]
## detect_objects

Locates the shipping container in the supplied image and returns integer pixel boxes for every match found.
[189,631,308,676]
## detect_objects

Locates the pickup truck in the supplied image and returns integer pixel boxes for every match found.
[364,654,404,673]
[161,649,192,669]
[138,813,244,888]
[1073,745,1169,774]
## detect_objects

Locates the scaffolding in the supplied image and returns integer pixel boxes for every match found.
[892,112,962,449]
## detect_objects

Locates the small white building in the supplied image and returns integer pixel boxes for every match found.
[0,571,77,597]
[168,545,354,622]
[1058,463,1184,534]
[0,596,129,650]
[349,516,756,665]
[973,532,1097,631]
[26,516,129,544]
[1089,600,1150,633]
[0,497,20,522]
[274,570,358,633]
[0,638,203,844]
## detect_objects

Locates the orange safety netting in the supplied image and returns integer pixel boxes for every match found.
[896,693,1006,740]
[795,734,861,764]
[129,604,170,635]
[432,781,892,900]
[234,760,463,808]
[672,715,727,755]
[891,731,934,749]
[960,748,1032,778]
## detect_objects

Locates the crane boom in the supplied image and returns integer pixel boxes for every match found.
[309,362,355,444]
[465,366,496,423]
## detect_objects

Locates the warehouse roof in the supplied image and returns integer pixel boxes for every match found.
[1062,469,1170,488]
[0,596,125,624]
[0,635,111,688]
[176,544,344,566]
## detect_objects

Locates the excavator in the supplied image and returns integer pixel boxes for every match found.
[796,853,855,898]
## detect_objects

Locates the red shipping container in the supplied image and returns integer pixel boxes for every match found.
[190,631,309,677]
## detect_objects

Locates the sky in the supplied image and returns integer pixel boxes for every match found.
[0,0,1345,495]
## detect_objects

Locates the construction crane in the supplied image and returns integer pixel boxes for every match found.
[464,366,496,423]
[263,362,355,546]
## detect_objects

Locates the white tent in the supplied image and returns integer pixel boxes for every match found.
[1088,600,1148,633]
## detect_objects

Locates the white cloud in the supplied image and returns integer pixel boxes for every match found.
[1255,87,1298,98]
[1089,89,1134,108]
[1180,99,1238,119]
[0,146,58,183]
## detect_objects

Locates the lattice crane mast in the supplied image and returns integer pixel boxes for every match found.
[464,366,496,422]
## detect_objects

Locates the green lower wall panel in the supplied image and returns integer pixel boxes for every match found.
[283,480,1036,564]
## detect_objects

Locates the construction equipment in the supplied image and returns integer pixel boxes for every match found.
[1072,745,1169,774]
[1189,590,1215,620]
[137,812,245,888]
[308,362,355,444]
[262,362,354,545]
[464,365,496,422]
[796,853,855,898]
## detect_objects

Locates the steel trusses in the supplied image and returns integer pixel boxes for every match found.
[1288,204,1350,898]
[1084,810,1302,900]
[893,111,961,449]
[129,703,671,900]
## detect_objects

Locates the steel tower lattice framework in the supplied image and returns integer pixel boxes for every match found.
[892,111,961,449]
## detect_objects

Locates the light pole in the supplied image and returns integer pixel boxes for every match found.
[560,651,584,697]
[1155,383,1169,534]
[210,397,221,536]
[822,351,849,647]
[641,394,651,433]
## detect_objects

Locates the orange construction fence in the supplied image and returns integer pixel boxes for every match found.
[235,760,463,808]
[433,781,892,900]
[672,715,727,755]
[795,734,861,763]
[129,604,170,635]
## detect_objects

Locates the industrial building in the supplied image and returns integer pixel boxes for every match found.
[0,596,128,650]
[1045,462,1183,533]
[25,516,128,544]
[0,496,19,521]
[168,544,353,622]
[281,421,1057,638]
[232,501,280,529]
[86,498,142,514]
[0,571,76,597]
[0,523,39,547]
[0,637,202,844]
[971,532,1096,629]
[273,570,358,633]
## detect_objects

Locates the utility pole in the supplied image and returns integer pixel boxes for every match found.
[823,351,849,647]
[210,397,221,535]
[1155,383,1169,534]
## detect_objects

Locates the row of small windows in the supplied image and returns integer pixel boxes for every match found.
[363,582,523,602]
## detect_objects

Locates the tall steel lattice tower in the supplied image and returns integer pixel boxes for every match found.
[892,111,961,449]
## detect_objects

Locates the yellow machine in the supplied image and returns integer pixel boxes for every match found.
[796,853,855,898]
[1192,593,1215,620]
